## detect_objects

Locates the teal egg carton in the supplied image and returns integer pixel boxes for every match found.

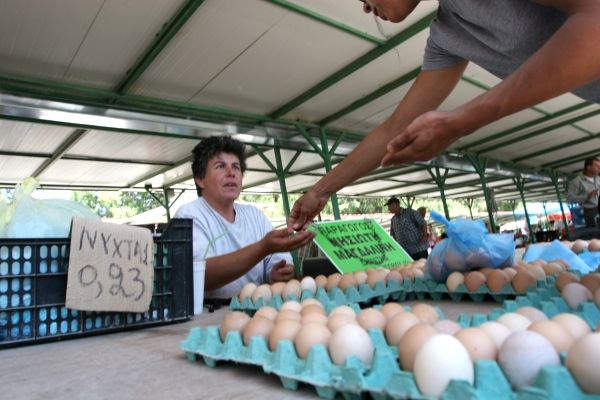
[229,276,563,312]
[181,324,600,399]
[455,292,600,330]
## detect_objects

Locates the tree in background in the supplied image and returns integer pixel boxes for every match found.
[72,191,157,218]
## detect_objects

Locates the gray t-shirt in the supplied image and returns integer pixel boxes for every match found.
[175,197,292,298]
[423,0,600,103]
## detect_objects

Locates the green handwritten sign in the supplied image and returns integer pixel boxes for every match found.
[308,218,413,273]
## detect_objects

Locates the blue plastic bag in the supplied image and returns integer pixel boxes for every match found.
[0,177,99,238]
[523,240,596,274]
[425,211,515,282]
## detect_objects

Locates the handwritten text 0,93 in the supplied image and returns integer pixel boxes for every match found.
[78,263,146,301]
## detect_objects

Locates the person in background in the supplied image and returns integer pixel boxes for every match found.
[387,197,429,260]
[175,136,314,299]
[417,206,427,219]
[288,0,600,232]
[567,156,600,228]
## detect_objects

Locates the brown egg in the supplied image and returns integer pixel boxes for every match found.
[357,308,387,331]
[294,322,331,359]
[301,312,328,325]
[552,313,591,340]
[515,306,547,323]
[270,281,286,296]
[464,271,486,292]
[432,320,462,335]
[269,319,302,351]
[366,270,386,287]
[219,311,251,342]
[254,306,278,321]
[386,270,404,284]
[512,270,536,293]
[542,262,563,276]
[551,259,570,271]
[326,273,342,291]
[478,322,511,349]
[251,284,272,304]
[275,309,301,323]
[300,304,326,317]
[338,273,358,291]
[354,270,368,285]
[503,268,518,280]
[401,268,416,280]
[282,279,302,299]
[571,239,588,254]
[444,249,465,270]
[314,274,328,288]
[556,272,579,291]
[242,316,274,346]
[455,327,497,361]
[280,300,301,313]
[398,323,437,371]
[528,320,574,353]
[479,267,495,278]
[580,273,600,293]
[526,264,546,281]
[412,269,424,278]
[446,272,464,292]
[487,269,510,292]
[300,298,323,309]
[239,282,257,301]
[411,303,439,324]
[566,332,600,394]
[497,313,532,332]
[562,282,592,309]
[385,312,420,346]
[327,313,358,332]
[380,302,405,320]
[588,239,600,252]
[329,305,356,319]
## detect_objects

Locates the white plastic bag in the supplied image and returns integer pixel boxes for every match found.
[0,177,99,238]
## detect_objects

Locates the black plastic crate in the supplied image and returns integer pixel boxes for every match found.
[0,218,193,348]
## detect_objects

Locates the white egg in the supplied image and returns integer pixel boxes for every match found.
[413,334,474,397]
[328,324,373,366]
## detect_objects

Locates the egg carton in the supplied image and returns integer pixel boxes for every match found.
[181,324,600,400]
[455,293,600,330]
[229,276,562,313]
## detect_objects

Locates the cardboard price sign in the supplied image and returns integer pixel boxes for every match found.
[308,219,412,273]
[66,217,154,312]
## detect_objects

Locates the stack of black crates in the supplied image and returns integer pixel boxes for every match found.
[0,218,193,348]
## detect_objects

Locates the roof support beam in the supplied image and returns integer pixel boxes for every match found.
[268,12,435,119]
[114,0,207,94]
[267,0,385,45]
[474,109,600,155]
[31,129,87,178]
[318,67,420,126]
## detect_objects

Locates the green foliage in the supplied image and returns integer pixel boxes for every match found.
[72,191,157,218]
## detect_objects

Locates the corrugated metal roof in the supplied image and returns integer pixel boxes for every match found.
[0,0,596,208]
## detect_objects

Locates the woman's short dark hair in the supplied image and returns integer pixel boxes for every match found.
[191,136,247,196]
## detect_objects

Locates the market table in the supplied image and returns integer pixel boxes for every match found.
[0,300,498,399]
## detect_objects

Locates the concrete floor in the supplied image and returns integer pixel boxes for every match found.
[0,300,499,400]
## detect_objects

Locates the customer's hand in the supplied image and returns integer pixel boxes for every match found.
[288,190,330,231]
[270,260,295,283]
[381,110,465,167]
[262,228,315,253]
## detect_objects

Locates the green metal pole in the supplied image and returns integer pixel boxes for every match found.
[513,177,535,243]
[467,198,474,220]
[548,169,571,240]
[428,167,451,219]
[318,128,341,220]
[466,154,496,232]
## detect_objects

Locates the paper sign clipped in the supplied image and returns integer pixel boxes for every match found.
[308,218,412,273]
[66,217,154,313]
